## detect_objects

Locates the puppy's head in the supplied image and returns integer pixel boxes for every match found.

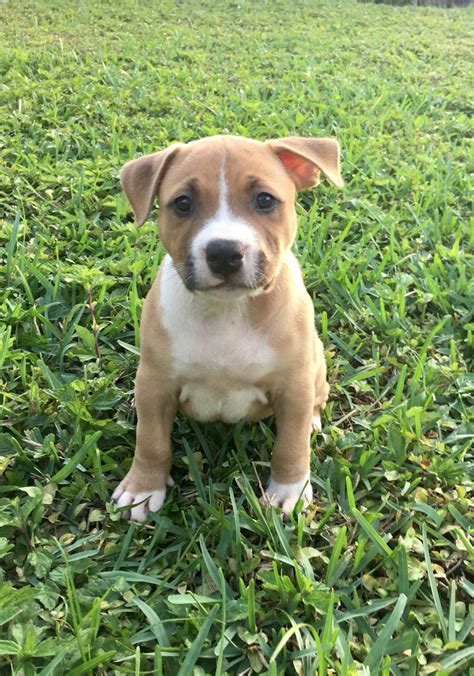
[120,135,343,298]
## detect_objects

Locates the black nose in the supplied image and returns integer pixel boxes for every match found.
[205,239,244,277]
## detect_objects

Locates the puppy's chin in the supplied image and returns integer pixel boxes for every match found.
[198,286,262,302]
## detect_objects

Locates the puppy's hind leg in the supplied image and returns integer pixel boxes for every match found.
[312,334,329,433]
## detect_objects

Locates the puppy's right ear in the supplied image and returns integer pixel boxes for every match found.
[120,144,182,227]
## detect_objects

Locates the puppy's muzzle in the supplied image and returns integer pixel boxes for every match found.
[205,239,244,278]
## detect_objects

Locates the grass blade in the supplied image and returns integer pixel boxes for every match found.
[68,651,116,676]
[133,597,169,647]
[325,526,347,584]
[176,605,219,676]
[5,210,21,284]
[51,432,102,483]
[422,524,448,642]
[199,535,234,599]
[439,646,474,672]
[364,595,407,672]
[38,649,68,675]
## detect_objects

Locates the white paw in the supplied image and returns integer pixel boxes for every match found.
[263,474,313,513]
[111,476,174,522]
[311,415,322,432]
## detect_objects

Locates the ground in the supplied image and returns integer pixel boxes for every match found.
[0,0,473,674]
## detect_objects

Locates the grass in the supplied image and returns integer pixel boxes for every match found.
[0,0,473,673]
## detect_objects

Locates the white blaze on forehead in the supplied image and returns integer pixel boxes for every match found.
[191,162,258,255]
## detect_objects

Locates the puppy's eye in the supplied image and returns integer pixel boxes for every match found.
[173,195,193,215]
[255,192,277,212]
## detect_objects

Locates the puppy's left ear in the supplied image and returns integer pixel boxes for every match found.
[267,137,344,190]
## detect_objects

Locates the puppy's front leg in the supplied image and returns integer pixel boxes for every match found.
[265,381,314,513]
[112,363,176,522]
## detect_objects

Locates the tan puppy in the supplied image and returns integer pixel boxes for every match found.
[112,135,343,521]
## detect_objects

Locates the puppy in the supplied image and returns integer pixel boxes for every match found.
[112,135,343,521]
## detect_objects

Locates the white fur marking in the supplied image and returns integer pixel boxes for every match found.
[160,256,276,422]
[111,476,174,522]
[114,488,166,522]
[191,164,260,287]
[264,474,313,513]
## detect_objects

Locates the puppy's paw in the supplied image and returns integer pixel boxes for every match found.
[263,475,313,514]
[311,415,322,433]
[111,475,174,523]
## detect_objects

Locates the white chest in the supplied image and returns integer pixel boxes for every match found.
[159,256,276,422]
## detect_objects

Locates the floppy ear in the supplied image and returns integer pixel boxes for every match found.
[267,137,344,190]
[120,144,182,227]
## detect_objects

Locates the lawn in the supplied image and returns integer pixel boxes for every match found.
[0,0,473,673]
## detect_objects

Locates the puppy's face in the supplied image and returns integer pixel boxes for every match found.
[121,135,343,298]
[158,137,297,296]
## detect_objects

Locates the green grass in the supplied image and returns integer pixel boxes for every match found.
[0,0,473,673]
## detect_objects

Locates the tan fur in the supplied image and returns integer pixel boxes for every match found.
[114,135,342,519]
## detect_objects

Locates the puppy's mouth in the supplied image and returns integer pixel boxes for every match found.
[185,278,264,293]
[182,252,269,294]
